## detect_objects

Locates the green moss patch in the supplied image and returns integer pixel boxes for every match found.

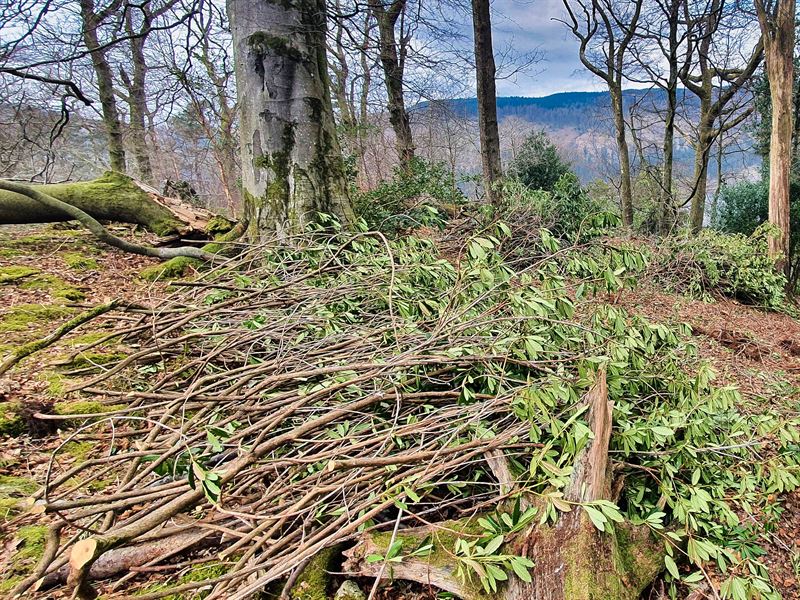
[59,351,125,370]
[290,547,336,600]
[39,371,66,397]
[63,252,99,271]
[62,441,94,461]
[0,304,74,338]
[8,525,47,576]
[19,274,85,302]
[53,400,125,416]
[0,474,38,521]
[0,402,24,436]
[0,266,39,284]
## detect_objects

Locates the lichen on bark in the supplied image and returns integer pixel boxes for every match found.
[230,0,354,240]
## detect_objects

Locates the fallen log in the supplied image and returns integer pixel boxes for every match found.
[33,530,217,592]
[0,181,225,265]
[0,171,230,236]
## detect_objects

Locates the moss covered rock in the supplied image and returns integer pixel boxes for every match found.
[291,547,337,600]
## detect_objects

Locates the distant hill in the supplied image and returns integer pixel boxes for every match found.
[415,90,758,184]
[418,89,703,130]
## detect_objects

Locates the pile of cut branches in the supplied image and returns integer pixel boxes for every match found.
[9,225,800,600]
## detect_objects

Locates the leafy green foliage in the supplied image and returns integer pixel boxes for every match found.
[658,226,788,308]
[352,157,462,234]
[83,220,798,598]
[715,179,800,285]
[506,129,574,193]
[501,173,617,240]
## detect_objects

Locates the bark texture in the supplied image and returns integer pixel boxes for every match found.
[472,0,503,206]
[756,0,795,272]
[229,0,354,240]
[79,0,126,173]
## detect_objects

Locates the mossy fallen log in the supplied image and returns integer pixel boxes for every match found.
[0,172,229,236]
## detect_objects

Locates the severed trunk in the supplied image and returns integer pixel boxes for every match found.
[0,171,226,236]
[229,0,354,241]
[472,0,503,206]
[345,371,664,600]
[79,0,126,174]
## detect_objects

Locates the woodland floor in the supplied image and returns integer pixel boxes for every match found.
[0,223,798,599]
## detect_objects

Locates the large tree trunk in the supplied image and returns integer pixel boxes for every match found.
[757,0,796,273]
[688,99,713,234]
[79,0,126,174]
[610,86,634,226]
[0,171,223,236]
[371,0,415,169]
[229,0,354,241]
[472,0,503,206]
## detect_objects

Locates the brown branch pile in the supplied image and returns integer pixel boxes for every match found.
[11,232,613,599]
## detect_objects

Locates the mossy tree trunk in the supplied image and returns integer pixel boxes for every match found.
[78,0,127,174]
[228,0,354,241]
[0,171,219,236]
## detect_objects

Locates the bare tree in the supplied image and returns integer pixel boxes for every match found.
[369,0,415,168]
[679,0,762,232]
[562,0,643,226]
[472,0,502,205]
[78,0,127,172]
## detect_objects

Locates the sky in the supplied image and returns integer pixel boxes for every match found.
[489,0,605,97]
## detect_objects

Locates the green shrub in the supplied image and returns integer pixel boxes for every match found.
[660,226,787,308]
[501,173,617,240]
[506,130,573,192]
[715,180,800,285]
[353,157,462,233]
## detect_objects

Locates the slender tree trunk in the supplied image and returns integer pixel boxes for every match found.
[610,86,634,226]
[79,0,126,173]
[125,11,154,184]
[757,0,795,273]
[689,94,713,233]
[660,86,677,233]
[472,0,503,206]
[228,0,354,240]
[371,0,415,169]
